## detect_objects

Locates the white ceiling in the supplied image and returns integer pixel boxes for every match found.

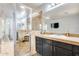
[23,3,53,13]
[23,3,43,12]
[0,3,62,20]
[44,3,79,19]
[16,4,30,19]
[23,3,79,19]
[0,3,79,20]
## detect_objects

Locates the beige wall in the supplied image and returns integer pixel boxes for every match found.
[32,11,42,31]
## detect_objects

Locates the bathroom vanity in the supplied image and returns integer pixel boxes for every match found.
[35,34,79,56]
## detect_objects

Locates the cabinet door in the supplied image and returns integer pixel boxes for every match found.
[73,45,79,56]
[55,47,72,56]
[36,37,43,55]
[42,39,52,56]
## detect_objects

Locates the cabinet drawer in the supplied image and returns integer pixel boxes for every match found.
[55,47,72,56]
[55,41,72,50]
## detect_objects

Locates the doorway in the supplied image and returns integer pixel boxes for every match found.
[15,3,32,56]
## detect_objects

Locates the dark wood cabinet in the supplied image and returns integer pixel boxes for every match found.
[35,36,79,56]
[36,37,43,55]
[55,47,72,56]
[73,45,79,56]
[42,39,53,56]
[55,41,73,56]
[55,42,72,50]
[36,37,53,56]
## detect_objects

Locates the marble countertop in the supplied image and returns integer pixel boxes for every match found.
[36,34,79,46]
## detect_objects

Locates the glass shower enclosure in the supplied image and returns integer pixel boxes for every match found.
[0,3,15,56]
[0,3,32,56]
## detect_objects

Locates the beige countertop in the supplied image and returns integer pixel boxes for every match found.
[36,34,79,46]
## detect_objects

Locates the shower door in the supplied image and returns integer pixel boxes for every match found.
[0,3,15,56]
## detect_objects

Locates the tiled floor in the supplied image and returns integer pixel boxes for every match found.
[0,40,14,56]
[0,39,31,56]
[15,40,31,56]
[0,35,37,56]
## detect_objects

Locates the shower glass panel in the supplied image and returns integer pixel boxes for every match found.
[15,4,32,56]
[0,4,15,56]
